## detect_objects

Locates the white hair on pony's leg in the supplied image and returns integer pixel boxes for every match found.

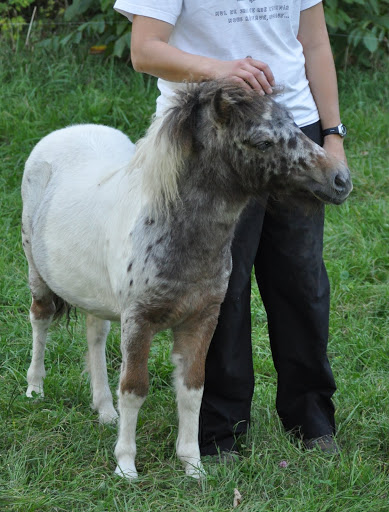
[25,268,55,398]
[172,353,205,479]
[130,114,184,216]
[85,314,118,424]
[114,391,146,479]
[26,313,51,397]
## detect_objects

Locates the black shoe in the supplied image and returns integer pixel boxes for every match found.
[303,435,340,455]
[204,449,240,464]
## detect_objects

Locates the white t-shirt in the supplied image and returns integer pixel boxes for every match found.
[114,0,321,126]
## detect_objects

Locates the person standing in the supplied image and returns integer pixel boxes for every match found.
[114,0,347,456]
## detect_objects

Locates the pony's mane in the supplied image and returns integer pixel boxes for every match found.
[128,79,283,215]
[128,113,184,215]
[128,83,207,215]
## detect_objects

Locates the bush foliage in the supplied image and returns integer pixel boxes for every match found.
[43,0,132,59]
[0,0,131,58]
[0,0,388,66]
[324,0,389,67]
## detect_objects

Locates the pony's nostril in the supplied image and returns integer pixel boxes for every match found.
[334,173,347,191]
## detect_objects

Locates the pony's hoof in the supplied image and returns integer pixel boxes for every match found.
[26,384,44,398]
[114,460,138,480]
[185,462,206,480]
[98,407,118,425]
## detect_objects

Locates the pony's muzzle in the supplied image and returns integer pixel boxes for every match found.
[331,167,353,202]
[312,165,352,205]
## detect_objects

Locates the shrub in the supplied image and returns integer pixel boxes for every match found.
[0,1,67,48]
[324,0,389,68]
[37,0,132,59]
[1,1,388,66]
[0,0,36,48]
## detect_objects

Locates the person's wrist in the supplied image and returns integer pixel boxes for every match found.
[323,136,347,165]
[198,57,220,81]
[324,134,344,143]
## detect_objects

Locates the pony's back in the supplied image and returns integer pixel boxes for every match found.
[23,124,134,184]
[22,124,135,232]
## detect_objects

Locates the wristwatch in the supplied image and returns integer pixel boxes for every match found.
[322,123,347,138]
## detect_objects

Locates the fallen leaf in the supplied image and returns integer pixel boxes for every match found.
[233,488,242,508]
[89,45,107,54]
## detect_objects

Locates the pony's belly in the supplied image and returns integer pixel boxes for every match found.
[32,237,122,320]
[78,305,121,322]
[44,276,121,322]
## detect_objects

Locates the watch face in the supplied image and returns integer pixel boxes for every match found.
[340,124,347,136]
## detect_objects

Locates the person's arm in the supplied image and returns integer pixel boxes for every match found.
[130,15,275,94]
[298,3,347,163]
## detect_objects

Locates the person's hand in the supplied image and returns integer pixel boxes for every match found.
[323,136,348,167]
[211,57,275,94]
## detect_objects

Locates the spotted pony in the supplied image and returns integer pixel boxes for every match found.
[21,80,352,479]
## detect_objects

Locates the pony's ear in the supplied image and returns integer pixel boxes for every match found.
[212,87,234,125]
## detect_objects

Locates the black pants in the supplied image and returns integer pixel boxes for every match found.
[199,121,336,455]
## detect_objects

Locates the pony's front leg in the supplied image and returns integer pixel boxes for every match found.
[86,314,117,424]
[172,307,220,479]
[114,315,153,479]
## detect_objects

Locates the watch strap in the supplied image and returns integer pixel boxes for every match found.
[322,123,347,137]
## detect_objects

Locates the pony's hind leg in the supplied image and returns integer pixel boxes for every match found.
[86,314,118,424]
[172,307,220,479]
[26,268,55,398]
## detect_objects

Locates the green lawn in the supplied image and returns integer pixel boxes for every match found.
[0,44,388,511]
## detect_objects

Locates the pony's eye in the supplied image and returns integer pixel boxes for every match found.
[242,139,273,150]
[257,141,273,151]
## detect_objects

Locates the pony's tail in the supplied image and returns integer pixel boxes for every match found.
[53,294,74,325]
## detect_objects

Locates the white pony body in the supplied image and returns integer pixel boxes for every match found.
[23,124,147,320]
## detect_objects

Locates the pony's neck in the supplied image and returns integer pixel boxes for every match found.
[177,159,251,226]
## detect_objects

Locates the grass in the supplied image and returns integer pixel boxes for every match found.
[0,42,388,511]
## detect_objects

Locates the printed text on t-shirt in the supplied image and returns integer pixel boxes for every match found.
[215,4,290,23]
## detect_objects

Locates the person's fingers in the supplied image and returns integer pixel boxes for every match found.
[230,75,253,92]
[248,58,275,87]
[215,58,275,94]
[249,68,273,94]
[239,70,266,94]
[237,58,274,93]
